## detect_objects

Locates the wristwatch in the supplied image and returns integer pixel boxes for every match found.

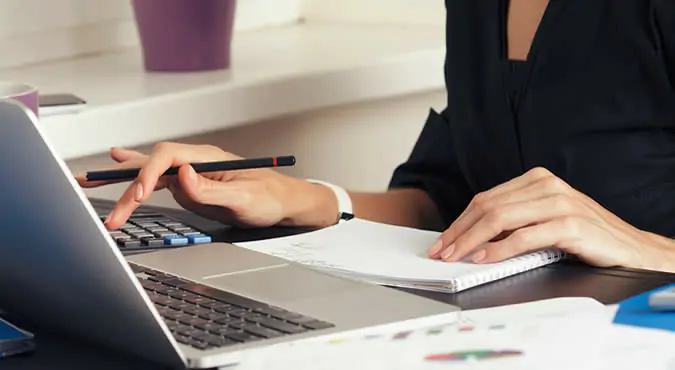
[305,179,354,223]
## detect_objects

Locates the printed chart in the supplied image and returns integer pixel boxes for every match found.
[425,350,524,362]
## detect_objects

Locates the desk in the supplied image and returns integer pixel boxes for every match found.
[5,200,675,370]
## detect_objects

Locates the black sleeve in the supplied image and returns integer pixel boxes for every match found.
[388,108,474,228]
[654,0,675,85]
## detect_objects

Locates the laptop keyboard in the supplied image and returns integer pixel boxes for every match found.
[93,204,213,252]
[130,263,335,350]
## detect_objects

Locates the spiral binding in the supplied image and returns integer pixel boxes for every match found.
[452,248,567,293]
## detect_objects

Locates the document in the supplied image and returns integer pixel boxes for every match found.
[235,297,615,370]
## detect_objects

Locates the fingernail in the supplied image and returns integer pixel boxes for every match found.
[441,243,455,260]
[104,210,115,226]
[472,250,487,263]
[188,165,197,180]
[134,182,144,202]
[429,239,443,257]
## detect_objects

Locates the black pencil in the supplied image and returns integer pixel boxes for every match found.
[85,155,296,182]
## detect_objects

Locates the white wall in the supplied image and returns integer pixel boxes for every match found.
[301,0,444,26]
[68,90,447,209]
[0,0,302,69]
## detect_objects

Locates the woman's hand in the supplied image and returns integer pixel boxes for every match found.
[77,143,337,230]
[427,167,675,272]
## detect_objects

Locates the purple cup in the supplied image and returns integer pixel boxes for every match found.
[131,0,237,72]
[0,82,39,117]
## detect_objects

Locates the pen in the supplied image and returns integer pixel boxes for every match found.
[85,155,296,182]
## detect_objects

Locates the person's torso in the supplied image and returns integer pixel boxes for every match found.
[444,0,675,235]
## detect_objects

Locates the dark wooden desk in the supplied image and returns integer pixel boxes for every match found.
[5,200,675,369]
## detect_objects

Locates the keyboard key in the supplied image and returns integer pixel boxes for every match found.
[224,331,263,343]
[259,318,308,334]
[188,234,212,244]
[190,331,212,342]
[254,306,310,322]
[244,314,269,323]
[242,324,285,339]
[207,325,241,336]
[174,335,192,345]
[118,239,142,248]
[164,235,189,246]
[141,237,164,247]
[203,334,237,347]
[124,228,146,234]
[130,212,162,218]
[215,316,245,326]
[130,264,151,273]
[228,308,253,318]
[301,320,335,330]
[171,227,192,232]
[160,221,184,227]
[180,231,202,236]
[174,325,194,337]
[148,226,170,232]
[198,311,228,322]
[187,339,210,350]
[134,222,159,228]
[129,231,154,238]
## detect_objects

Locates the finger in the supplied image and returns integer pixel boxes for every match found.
[110,147,146,163]
[470,217,583,264]
[102,177,170,230]
[429,167,557,258]
[177,164,244,210]
[441,195,578,262]
[135,143,231,203]
[103,180,144,229]
[75,157,148,188]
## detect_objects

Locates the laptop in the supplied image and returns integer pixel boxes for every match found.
[0,100,458,369]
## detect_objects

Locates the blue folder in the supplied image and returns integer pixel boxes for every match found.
[613,283,675,332]
[0,316,34,358]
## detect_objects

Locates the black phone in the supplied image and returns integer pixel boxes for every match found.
[38,93,87,115]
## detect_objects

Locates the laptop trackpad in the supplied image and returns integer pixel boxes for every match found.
[201,265,357,304]
[127,242,288,279]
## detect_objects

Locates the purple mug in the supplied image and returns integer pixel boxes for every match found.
[131,0,237,72]
[0,82,39,117]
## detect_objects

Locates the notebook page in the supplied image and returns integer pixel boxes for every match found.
[236,218,558,284]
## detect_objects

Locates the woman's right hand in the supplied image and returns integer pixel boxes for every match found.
[76,143,338,230]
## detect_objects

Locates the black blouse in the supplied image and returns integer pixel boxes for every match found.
[389,0,675,237]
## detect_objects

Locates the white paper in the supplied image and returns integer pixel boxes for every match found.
[234,297,612,370]
[596,325,675,370]
[235,218,562,287]
[236,308,612,370]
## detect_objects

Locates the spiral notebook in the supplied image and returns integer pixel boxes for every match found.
[235,218,566,293]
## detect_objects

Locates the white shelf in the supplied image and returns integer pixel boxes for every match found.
[0,21,445,160]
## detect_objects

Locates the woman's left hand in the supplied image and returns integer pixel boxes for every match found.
[427,167,675,272]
